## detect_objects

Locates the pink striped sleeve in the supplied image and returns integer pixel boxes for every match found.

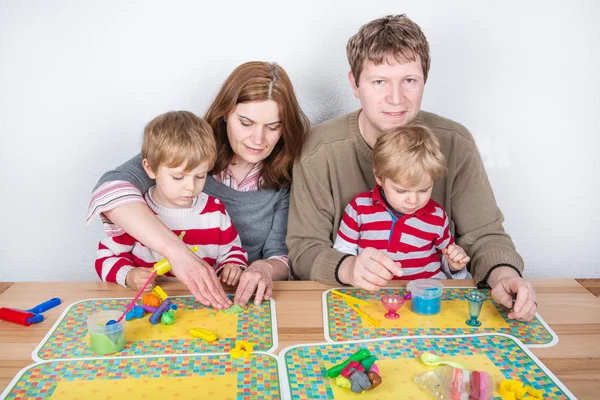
[268,255,293,279]
[86,181,146,236]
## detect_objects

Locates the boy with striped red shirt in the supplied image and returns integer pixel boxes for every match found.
[95,111,248,291]
[334,124,469,280]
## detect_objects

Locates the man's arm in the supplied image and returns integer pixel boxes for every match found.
[287,158,346,284]
[450,138,524,286]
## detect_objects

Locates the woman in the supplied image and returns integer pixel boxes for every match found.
[87,62,309,308]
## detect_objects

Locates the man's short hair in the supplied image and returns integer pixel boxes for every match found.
[347,14,430,84]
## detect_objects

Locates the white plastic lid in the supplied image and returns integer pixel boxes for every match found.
[406,279,444,297]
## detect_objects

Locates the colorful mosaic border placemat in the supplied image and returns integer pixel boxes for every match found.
[0,352,281,400]
[279,334,575,400]
[323,287,557,347]
[33,295,277,361]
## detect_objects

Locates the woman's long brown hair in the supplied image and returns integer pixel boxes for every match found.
[204,62,310,190]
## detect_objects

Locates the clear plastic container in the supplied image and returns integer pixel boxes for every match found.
[406,279,444,315]
[86,311,126,355]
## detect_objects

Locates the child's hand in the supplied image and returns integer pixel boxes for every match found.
[220,264,244,287]
[125,268,156,292]
[443,244,470,271]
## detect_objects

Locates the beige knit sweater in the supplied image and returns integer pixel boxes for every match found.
[287,110,523,285]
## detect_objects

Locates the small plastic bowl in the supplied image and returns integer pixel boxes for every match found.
[86,311,126,355]
[381,295,405,319]
[406,279,444,315]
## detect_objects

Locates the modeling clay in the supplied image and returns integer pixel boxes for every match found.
[141,305,157,313]
[152,285,168,301]
[208,312,216,317]
[335,376,351,389]
[415,366,492,400]
[370,363,380,375]
[125,306,145,321]
[142,293,162,308]
[229,340,254,359]
[149,298,172,325]
[341,361,365,378]
[367,371,382,389]
[90,331,125,355]
[325,348,371,378]
[220,304,245,314]
[160,310,175,325]
[349,371,371,393]
[499,379,543,400]
[360,355,377,371]
[189,328,218,342]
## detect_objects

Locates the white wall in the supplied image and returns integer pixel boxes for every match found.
[1,0,599,282]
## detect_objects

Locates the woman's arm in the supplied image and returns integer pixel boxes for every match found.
[260,188,292,279]
[90,155,231,309]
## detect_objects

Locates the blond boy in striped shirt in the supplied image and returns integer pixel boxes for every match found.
[334,124,469,281]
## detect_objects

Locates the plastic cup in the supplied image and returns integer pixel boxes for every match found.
[86,311,126,355]
[406,279,444,315]
[464,290,487,327]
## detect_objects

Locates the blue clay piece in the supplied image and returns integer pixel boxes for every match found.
[412,288,442,315]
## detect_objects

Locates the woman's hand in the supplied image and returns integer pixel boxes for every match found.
[233,260,274,307]
[166,243,232,310]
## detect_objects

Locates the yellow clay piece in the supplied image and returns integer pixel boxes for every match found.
[229,340,254,359]
[152,285,168,301]
[189,328,218,343]
[499,379,543,400]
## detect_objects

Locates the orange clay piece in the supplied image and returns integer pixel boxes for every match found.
[142,293,162,308]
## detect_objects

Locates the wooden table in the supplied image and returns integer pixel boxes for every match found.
[1,279,599,399]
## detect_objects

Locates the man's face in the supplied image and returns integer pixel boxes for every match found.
[350,55,425,136]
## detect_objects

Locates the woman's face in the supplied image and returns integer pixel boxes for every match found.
[226,100,283,165]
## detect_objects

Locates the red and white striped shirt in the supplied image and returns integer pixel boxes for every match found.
[334,185,454,280]
[86,161,289,270]
[95,187,248,287]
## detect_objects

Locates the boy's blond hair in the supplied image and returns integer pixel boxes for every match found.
[142,111,217,172]
[373,124,446,186]
[346,14,430,84]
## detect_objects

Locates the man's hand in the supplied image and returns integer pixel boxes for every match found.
[442,244,470,271]
[488,267,537,321]
[125,268,156,292]
[337,247,403,291]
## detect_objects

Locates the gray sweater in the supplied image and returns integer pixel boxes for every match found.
[96,154,290,264]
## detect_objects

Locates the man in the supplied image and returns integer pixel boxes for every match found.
[288,14,537,321]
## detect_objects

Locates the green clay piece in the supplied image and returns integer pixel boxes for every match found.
[161,311,175,325]
[219,304,245,314]
[208,312,216,317]
[90,331,125,355]
[179,231,186,240]
[360,355,377,372]
[326,348,371,378]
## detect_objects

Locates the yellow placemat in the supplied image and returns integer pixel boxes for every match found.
[327,355,504,399]
[360,299,509,330]
[50,374,237,400]
[126,309,238,341]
